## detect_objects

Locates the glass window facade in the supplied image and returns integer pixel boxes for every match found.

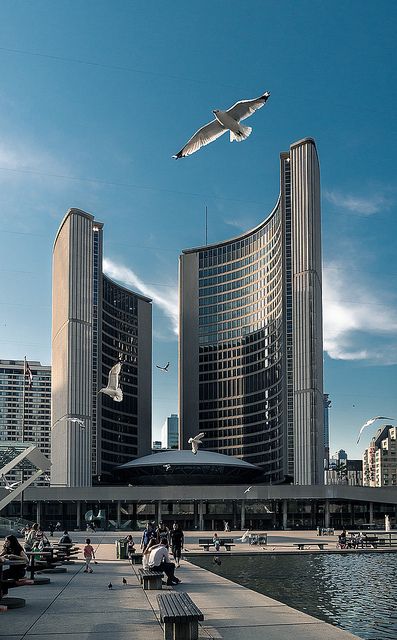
[99,276,140,477]
[180,139,324,485]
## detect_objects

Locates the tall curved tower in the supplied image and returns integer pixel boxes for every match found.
[51,208,152,487]
[179,138,324,485]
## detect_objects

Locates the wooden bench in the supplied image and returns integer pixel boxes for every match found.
[138,568,163,590]
[293,543,328,550]
[198,537,235,551]
[157,591,204,640]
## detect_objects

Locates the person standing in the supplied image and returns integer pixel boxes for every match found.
[148,539,180,586]
[141,523,156,552]
[83,538,96,573]
[170,523,184,568]
[156,521,170,545]
[213,532,220,551]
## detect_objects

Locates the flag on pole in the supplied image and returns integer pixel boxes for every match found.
[24,359,33,389]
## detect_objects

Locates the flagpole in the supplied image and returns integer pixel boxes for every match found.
[20,356,27,519]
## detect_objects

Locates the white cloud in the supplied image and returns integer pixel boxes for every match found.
[324,190,391,215]
[103,257,179,336]
[323,261,397,364]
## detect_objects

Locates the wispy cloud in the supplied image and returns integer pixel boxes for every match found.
[103,257,179,336]
[324,189,391,215]
[323,260,397,364]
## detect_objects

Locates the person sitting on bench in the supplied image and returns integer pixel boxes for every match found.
[148,539,181,586]
[142,539,158,569]
[0,535,28,596]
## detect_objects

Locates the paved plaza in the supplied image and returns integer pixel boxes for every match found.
[0,530,366,640]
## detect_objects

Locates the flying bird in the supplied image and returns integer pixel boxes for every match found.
[239,529,250,543]
[1,475,20,491]
[163,464,171,471]
[357,416,394,444]
[98,361,123,402]
[122,577,127,585]
[108,582,113,590]
[244,486,252,494]
[213,556,222,566]
[173,91,270,159]
[156,362,170,372]
[188,432,205,454]
[67,418,86,429]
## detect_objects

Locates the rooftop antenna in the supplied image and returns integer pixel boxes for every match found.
[205,205,208,246]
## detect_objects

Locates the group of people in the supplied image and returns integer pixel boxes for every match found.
[0,535,29,598]
[138,521,184,586]
[337,530,366,549]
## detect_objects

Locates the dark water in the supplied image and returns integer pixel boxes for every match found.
[190,553,397,640]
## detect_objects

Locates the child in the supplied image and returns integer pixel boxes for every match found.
[83,538,95,573]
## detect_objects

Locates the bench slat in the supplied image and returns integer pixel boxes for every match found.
[157,592,204,623]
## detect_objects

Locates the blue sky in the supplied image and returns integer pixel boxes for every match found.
[0,0,396,458]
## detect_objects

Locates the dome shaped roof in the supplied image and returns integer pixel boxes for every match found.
[116,449,263,486]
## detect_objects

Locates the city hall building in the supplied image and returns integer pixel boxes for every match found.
[51,208,152,487]
[179,138,324,485]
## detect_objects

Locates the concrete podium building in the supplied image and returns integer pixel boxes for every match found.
[51,208,152,487]
[179,138,324,485]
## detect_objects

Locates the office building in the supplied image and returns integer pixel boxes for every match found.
[363,425,397,487]
[0,359,51,485]
[161,414,179,449]
[51,208,152,487]
[323,394,331,469]
[179,138,324,485]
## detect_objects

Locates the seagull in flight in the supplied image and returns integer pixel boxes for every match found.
[156,362,170,372]
[188,432,205,454]
[67,418,86,430]
[98,361,123,402]
[1,475,20,491]
[357,416,394,444]
[244,486,252,494]
[173,90,270,158]
[163,464,171,471]
[239,529,250,542]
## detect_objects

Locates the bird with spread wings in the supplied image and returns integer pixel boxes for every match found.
[98,361,123,402]
[173,91,270,158]
[357,416,394,444]
[156,362,170,372]
[1,474,20,491]
[188,432,205,454]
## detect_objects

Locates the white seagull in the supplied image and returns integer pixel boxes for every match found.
[156,362,170,372]
[239,529,250,542]
[244,486,252,494]
[163,464,171,471]
[98,361,123,402]
[188,432,205,455]
[1,474,20,491]
[67,418,86,429]
[357,416,394,444]
[173,91,270,158]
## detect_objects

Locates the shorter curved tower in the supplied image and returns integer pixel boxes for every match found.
[51,208,152,487]
[179,138,324,485]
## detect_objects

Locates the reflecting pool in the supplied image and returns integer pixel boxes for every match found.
[190,552,397,640]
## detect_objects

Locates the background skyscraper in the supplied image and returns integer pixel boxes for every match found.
[51,208,152,487]
[0,359,51,486]
[161,414,179,449]
[179,138,324,485]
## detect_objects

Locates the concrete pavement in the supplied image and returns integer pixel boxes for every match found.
[0,531,364,640]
